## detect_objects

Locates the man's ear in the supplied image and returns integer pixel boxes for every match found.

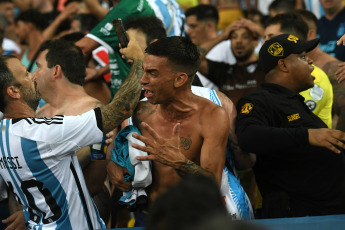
[174,73,189,87]
[308,29,317,40]
[51,65,63,80]
[277,59,288,73]
[6,85,21,99]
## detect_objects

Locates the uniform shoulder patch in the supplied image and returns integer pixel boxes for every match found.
[241,103,253,114]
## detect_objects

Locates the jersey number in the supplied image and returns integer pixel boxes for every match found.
[8,180,62,224]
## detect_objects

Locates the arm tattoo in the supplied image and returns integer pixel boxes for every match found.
[175,158,214,179]
[132,103,157,126]
[100,59,143,134]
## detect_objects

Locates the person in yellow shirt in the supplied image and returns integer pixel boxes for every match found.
[300,65,333,128]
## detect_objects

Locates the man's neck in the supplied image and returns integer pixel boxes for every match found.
[44,84,87,109]
[158,90,198,121]
[325,5,344,20]
[236,53,257,66]
[4,103,36,119]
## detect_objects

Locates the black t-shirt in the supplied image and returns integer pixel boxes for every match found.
[236,83,345,217]
[206,60,265,105]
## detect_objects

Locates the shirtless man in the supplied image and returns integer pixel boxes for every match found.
[108,36,229,205]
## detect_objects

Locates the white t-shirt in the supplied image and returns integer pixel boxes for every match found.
[198,40,236,90]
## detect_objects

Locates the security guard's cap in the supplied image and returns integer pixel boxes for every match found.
[259,34,319,73]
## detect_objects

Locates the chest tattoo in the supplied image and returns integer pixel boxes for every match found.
[180,135,192,150]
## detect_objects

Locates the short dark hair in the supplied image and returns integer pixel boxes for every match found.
[15,9,47,31]
[124,16,166,45]
[0,55,17,112]
[269,0,295,14]
[146,175,227,230]
[73,13,99,34]
[0,0,13,4]
[145,36,201,82]
[60,32,85,42]
[185,4,219,25]
[265,13,309,40]
[295,9,318,31]
[39,39,86,86]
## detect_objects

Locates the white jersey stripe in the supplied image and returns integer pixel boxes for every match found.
[21,137,72,228]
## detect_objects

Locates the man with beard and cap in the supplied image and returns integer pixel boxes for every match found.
[198,18,265,106]
[236,34,345,219]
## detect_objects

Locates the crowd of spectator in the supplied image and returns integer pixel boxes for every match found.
[1,0,345,229]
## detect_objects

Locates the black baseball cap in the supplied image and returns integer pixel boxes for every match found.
[259,34,319,73]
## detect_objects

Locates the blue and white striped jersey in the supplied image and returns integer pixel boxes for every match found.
[0,109,105,229]
[147,0,185,37]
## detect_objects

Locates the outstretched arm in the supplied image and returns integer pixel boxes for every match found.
[198,24,234,76]
[308,128,345,154]
[82,0,110,20]
[100,38,144,134]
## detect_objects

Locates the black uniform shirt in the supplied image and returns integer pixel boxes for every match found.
[236,83,345,216]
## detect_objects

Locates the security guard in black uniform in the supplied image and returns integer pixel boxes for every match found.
[236,34,345,219]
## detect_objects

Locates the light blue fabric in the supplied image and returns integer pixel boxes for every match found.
[111,125,151,210]
[111,125,142,182]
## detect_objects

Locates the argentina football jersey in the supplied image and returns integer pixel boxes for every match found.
[0,109,106,229]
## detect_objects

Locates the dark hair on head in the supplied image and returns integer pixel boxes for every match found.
[0,55,17,112]
[39,39,86,86]
[124,16,166,45]
[145,36,201,82]
[269,0,295,14]
[73,13,99,34]
[294,9,318,30]
[64,0,81,6]
[146,175,227,230]
[15,9,47,31]
[244,9,265,26]
[0,0,13,4]
[60,32,85,42]
[185,4,219,25]
[265,13,309,40]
